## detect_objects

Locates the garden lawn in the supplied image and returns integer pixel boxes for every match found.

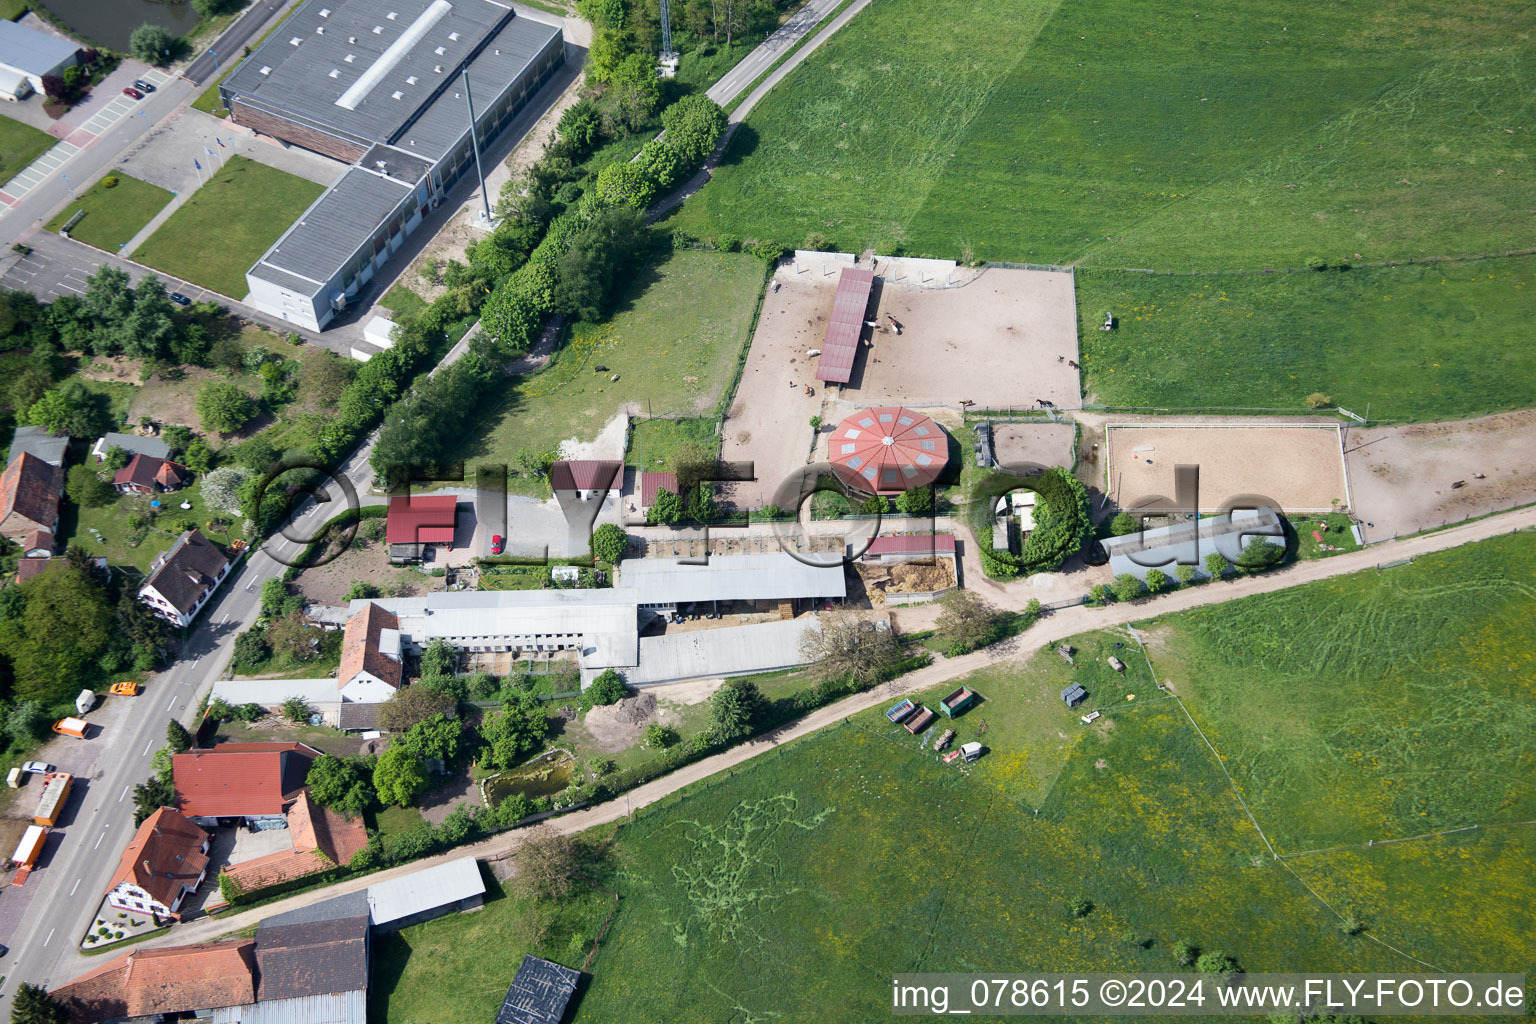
[448,249,764,466]
[133,156,325,299]
[670,0,1536,270]
[625,416,717,474]
[1077,256,1536,420]
[1146,530,1536,852]
[45,174,174,253]
[0,116,53,187]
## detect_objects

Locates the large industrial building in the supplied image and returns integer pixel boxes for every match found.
[219,0,564,330]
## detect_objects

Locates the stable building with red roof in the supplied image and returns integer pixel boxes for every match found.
[50,939,258,1024]
[106,807,211,920]
[218,790,368,897]
[386,494,459,563]
[0,450,62,547]
[172,742,320,826]
[338,602,403,703]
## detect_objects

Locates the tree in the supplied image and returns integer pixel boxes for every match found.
[934,588,998,656]
[591,522,626,563]
[1204,552,1231,577]
[556,98,602,153]
[1238,534,1285,570]
[372,745,429,807]
[300,353,351,408]
[166,718,192,754]
[182,437,215,474]
[642,722,677,748]
[800,610,903,687]
[129,23,175,65]
[708,677,764,742]
[345,580,381,601]
[1175,564,1198,585]
[592,161,656,210]
[132,775,174,826]
[1196,951,1243,974]
[306,754,375,819]
[1109,511,1139,535]
[23,381,111,437]
[608,52,661,129]
[661,94,727,166]
[6,700,43,746]
[419,638,455,678]
[478,693,550,770]
[0,561,113,699]
[552,205,649,321]
[197,380,257,433]
[582,669,627,709]
[201,465,250,516]
[102,445,131,472]
[1144,568,1169,594]
[10,982,67,1024]
[282,695,310,723]
[234,433,280,472]
[120,275,181,361]
[1088,583,1112,606]
[378,685,457,733]
[266,611,316,663]
[66,463,115,508]
[260,578,297,618]
[512,827,586,900]
[646,488,683,525]
[894,485,933,516]
[400,713,462,762]
[82,265,133,333]
[1111,573,1145,603]
[635,139,683,190]
[1172,940,1198,967]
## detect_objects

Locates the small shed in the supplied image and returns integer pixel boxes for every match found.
[495,954,580,1024]
[939,686,974,718]
[366,855,486,931]
[1060,683,1087,708]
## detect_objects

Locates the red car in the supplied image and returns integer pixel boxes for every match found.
[490,534,504,555]
[122,87,143,100]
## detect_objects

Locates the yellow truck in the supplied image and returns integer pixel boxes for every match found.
[32,772,72,828]
[9,825,46,886]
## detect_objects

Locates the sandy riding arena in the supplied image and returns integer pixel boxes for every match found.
[1105,423,1348,514]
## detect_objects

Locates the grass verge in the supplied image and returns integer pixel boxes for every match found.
[45,174,174,252]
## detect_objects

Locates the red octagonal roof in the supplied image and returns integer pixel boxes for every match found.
[829,406,947,493]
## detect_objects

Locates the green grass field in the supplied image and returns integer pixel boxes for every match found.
[626,416,717,474]
[45,174,173,252]
[1078,256,1536,419]
[671,0,1535,270]
[0,115,54,187]
[134,156,325,299]
[447,248,764,467]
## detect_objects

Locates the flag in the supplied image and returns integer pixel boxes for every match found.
[194,158,202,170]
[205,146,215,157]
[216,137,226,148]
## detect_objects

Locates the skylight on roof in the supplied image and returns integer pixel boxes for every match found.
[319,7,330,15]
[259,65,272,75]
[373,25,383,33]
[434,46,445,55]
[392,90,404,99]
[387,10,398,18]
[328,69,340,78]
[406,75,417,84]
[344,53,355,62]
[289,36,301,45]
[448,31,459,40]
[315,25,325,34]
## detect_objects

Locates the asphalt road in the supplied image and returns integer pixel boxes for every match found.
[705,0,846,107]
[184,0,295,86]
[0,434,379,1012]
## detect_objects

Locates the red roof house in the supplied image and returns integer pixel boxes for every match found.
[829,406,948,493]
[113,454,190,494]
[51,939,257,1023]
[814,266,876,384]
[640,471,678,509]
[338,601,402,700]
[864,533,957,559]
[218,790,368,895]
[0,451,61,546]
[172,742,320,822]
[386,494,458,562]
[550,460,622,494]
[106,807,211,920]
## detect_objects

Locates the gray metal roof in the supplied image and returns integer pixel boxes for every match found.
[213,991,366,1024]
[1100,507,1281,559]
[9,427,67,467]
[624,617,821,686]
[617,554,848,606]
[360,142,435,182]
[222,0,511,147]
[254,166,413,286]
[94,432,171,460]
[367,855,484,925]
[211,678,341,707]
[0,20,78,76]
[262,890,371,929]
[392,15,561,162]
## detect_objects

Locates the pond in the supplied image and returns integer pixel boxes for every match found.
[482,749,575,805]
[34,0,201,52]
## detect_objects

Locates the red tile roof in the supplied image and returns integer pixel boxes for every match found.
[15,556,50,582]
[386,494,459,544]
[550,460,622,492]
[156,460,189,489]
[815,267,875,384]
[866,533,956,556]
[21,528,52,553]
[0,451,60,539]
[339,602,402,688]
[219,791,367,892]
[113,453,163,491]
[640,471,677,507]
[107,807,209,914]
[51,939,257,1022]
[172,743,319,818]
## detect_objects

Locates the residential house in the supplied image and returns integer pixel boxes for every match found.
[338,602,403,703]
[8,426,67,467]
[91,432,171,464]
[0,450,62,547]
[19,527,52,558]
[105,807,211,920]
[218,790,368,895]
[49,939,257,1024]
[112,454,190,495]
[385,493,458,563]
[172,742,320,826]
[139,529,233,627]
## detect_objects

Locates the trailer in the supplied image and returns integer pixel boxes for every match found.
[960,742,983,763]
[10,825,46,886]
[32,772,72,828]
[904,705,936,734]
[939,686,975,718]
[885,698,915,724]
[74,689,94,716]
[934,728,955,751]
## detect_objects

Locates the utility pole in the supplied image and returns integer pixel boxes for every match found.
[658,0,679,76]
[461,69,494,229]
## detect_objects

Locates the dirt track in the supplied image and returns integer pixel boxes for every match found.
[1343,410,1536,540]
[137,505,1536,958]
[1106,423,1347,513]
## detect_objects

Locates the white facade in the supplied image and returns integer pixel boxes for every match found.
[138,559,231,628]
[339,670,398,703]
